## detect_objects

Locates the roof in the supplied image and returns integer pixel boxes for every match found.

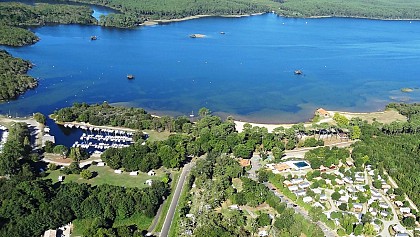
[43,230,57,237]
[239,159,251,167]
[316,108,329,115]
[275,163,290,171]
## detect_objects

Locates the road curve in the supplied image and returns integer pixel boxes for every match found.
[160,162,193,237]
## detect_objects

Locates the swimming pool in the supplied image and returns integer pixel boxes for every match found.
[294,161,310,169]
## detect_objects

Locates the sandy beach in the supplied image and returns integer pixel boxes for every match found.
[139,13,264,26]
[234,108,406,133]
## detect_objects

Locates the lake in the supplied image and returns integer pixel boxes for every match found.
[1,13,420,123]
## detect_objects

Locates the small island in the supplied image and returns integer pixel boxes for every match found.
[189,34,206,38]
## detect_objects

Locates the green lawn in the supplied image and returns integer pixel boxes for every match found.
[144,129,172,142]
[45,165,164,189]
[153,171,181,233]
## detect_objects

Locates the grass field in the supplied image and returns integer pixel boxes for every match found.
[144,129,172,142]
[153,171,180,233]
[45,165,165,189]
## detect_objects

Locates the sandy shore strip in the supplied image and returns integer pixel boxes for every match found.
[139,13,264,26]
[234,109,406,133]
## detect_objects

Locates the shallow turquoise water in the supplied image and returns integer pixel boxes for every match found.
[1,13,420,123]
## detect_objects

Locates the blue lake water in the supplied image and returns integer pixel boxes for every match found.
[1,13,420,123]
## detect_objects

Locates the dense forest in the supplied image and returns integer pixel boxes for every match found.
[0,2,96,46]
[0,178,169,236]
[0,50,37,101]
[277,0,420,19]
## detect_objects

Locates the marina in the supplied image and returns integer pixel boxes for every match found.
[60,123,137,154]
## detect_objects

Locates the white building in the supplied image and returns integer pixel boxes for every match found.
[114,169,122,174]
[129,171,138,176]
[145,179,153,186]
[148,170,156,176]
[303,196,313,203]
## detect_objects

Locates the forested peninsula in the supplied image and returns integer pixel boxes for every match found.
[0,2,96,46]
[0,50,37,101]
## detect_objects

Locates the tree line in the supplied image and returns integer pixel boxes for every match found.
[0,50,38,101]
[0,2,96,47]
[277,0,420,19]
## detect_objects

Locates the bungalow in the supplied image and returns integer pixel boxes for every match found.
[298,182,310,189]
[325,179,332,185]
[395,201,404,207]
[316,108,329,117]
[382,184,392,190]
[400,207,411,214]
[389,194,396,200]
[346,160,354,167]
[291,178,304,185]
[313,202,324,209]
[335,171,344,178]
[335,179,345,185]
[272,169,281,174]
[368,170,375,176]
[312,188,322,194]
[295,190,306,197]
[371,189,381,198]
[347,187,356,193]
[148,170,156,176]
[369,208,378,216]
[320,194,328,201]
[283,180,293,187]
[275,163,291,172]
[97,162,105,167]
[114,169,122,174]
[145,179,153,186]
[58,176,64,182]
[353,203,363,212]
[395,233,409,237]
[229,204,239,210]
[343,177,353,184]
[392,225,406,234]
[355,185,366,192]
[339,195,350,203]
[186,214,195,218]
[303,196,313,203]
[319,165,328,172]
[379,202,389,209]
[129,171,138,176]
[380,211,389,217]
[239,159,251,167]
[329,164,337,170]
[258,230,268,237]
[289,185,299,191]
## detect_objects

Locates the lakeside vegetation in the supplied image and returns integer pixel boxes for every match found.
[0,50,37,101]
[277,0,420,19]
[0,2,96,47]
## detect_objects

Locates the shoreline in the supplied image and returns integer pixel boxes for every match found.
[234,108,406,133]
[139,13,264,26]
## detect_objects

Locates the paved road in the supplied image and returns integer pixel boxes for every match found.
[160,162,194,237]
[264,182,337,237]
